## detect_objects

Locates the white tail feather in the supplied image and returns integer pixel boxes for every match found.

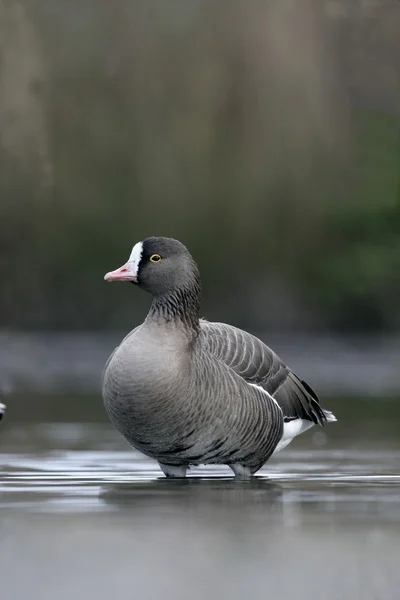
[323,410,337,422]
[273,418,314,453]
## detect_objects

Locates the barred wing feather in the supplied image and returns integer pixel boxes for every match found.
[199,320,326,425]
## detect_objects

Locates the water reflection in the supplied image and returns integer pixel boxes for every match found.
[99,477,286,516]
[1,397,400,600]
[2,426,400,520]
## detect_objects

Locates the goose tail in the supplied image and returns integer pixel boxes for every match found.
[0,402,6,420]
[323,409,337,423]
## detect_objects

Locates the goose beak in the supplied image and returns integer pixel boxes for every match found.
[104,263,138,282]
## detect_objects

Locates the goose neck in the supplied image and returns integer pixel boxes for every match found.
[147,283,201,335]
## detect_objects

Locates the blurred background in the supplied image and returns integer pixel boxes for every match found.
[1,3,400,599]
[0,0,399,396]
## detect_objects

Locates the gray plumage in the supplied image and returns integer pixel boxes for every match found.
[102,236,336,478]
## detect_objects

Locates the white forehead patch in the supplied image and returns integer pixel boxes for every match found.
[127,241,143,277]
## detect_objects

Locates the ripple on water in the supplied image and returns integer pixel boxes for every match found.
[1,439,400,518]
[3,404,400,600]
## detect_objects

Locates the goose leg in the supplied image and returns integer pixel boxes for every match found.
[158,462,187,478]
[229,464,252,479]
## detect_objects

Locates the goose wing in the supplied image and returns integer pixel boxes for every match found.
[199,320,326,425]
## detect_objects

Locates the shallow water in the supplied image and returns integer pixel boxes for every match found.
[1,396,400,599]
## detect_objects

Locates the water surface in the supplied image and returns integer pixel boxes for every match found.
[1,396,399,600]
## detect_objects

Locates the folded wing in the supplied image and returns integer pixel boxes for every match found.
[199,320,326,425]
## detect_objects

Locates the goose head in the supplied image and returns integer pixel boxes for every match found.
[104,236,200,299]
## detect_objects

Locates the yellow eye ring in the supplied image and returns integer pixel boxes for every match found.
[149,254,161,263]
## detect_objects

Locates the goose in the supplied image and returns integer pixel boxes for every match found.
[0,402,5,421]
[102,236,336,478]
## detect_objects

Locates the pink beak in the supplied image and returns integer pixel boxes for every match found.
[104,264,137,282]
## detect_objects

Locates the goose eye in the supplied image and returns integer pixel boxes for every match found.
[149,254,161,263]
